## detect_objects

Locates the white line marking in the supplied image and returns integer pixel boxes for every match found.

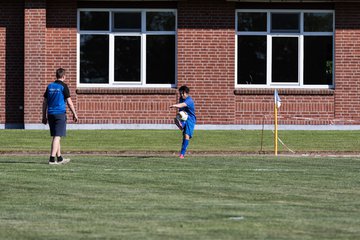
[229,216,245,221]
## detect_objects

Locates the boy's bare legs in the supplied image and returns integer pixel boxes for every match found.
[50,136,70,164]
[57,139,61,158]
[51,136,61,157]
[48,136,60,164]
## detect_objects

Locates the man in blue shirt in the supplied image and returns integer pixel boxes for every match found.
[170,85,196,159]
[42,68,78,165]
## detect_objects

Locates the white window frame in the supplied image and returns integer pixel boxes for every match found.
[77,8,177,88]
[235,9,335,89]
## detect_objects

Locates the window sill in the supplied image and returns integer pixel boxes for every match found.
[234,88,334,96]
[76,88,177,95]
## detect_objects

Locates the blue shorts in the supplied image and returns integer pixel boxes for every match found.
[48,114,67,137]
[182,119,195,138]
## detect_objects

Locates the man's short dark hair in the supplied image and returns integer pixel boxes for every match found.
[179,85,190,94]
[56,68,66,79]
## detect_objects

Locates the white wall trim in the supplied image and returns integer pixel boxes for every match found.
[18,123,360,131]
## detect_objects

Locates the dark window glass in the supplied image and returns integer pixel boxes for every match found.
[237,12,267,32]
[80,35,109,83]
[80,11,109,31]
[272,37,298,83]
[238,36,267,84]
[113,12,141,32]
[114,36,141,82]
[304,36,333,85]
[146,35,175,84]
[304,13,333,32]
[146,12,175,31]
[271,13,300,33]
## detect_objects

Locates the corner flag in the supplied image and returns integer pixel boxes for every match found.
[274,89,281,109]
[274,89,281,156]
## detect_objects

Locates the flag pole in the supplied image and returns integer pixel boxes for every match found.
[274,89,280,156]
[274,101,278,156]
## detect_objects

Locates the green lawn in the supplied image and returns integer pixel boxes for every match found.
[1,130,360,239]
[0,155,359,239]
[1,129,360,153]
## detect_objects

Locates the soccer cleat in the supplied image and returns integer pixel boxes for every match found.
[179,154,185,159]
[174,117,183,131]
[57,158,70,165]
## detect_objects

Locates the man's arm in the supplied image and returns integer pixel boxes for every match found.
[66,97,78,122]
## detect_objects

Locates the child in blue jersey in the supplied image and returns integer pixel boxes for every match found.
[170,85,196,159]
[42,68,78,165]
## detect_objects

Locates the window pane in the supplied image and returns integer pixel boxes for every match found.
[80,11,109,31]
[304,36,333,85]
[114,36,141,82]
[80,35,109,83]
[237,12,267,32]
[304,13,333,32]
[146,12,175,31]
[271,13,299,33]
[238,36,267,84]
[272,37,298,83]
[113,12,141,32]
[146,35,175,84]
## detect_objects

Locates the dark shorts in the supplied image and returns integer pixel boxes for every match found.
[48,114,67,137]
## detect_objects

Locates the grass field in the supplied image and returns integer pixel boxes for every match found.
[1,129,360,153]
[1,155,359,240]
[1,129,360,239]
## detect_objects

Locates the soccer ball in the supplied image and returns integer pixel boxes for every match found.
[177,111,188,121]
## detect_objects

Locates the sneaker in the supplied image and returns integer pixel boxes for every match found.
[174,117,183,131]
[179,154,185,159]
[48,160,57,165]
[57,158,70,165]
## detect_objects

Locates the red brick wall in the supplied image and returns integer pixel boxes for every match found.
[233,2,360,126]
[235,89,335,125]
[24,0,46,124]
[76,91,176,124]
[45,0,77,122]
[22,0,179,125]
[334,2,360,120]
[234,2,358,126]
[74,1,178,124]
[178,0,236,125]
[19,0,360,127]
[0,0,24,126]
[177,1,337,126]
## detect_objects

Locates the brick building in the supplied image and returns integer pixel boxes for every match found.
[1,0,360,130]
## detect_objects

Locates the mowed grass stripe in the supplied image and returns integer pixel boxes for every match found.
[2,129,360,153]
[0,156,359,240]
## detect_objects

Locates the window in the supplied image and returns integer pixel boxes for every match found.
[80,35,109,83]
[236,10,334,88]
[113,12,141,32]
[271,13,300,33]
[78,9,177,87]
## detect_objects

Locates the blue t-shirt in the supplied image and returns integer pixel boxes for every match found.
[44,80,70,115]
[179,96,196,123]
